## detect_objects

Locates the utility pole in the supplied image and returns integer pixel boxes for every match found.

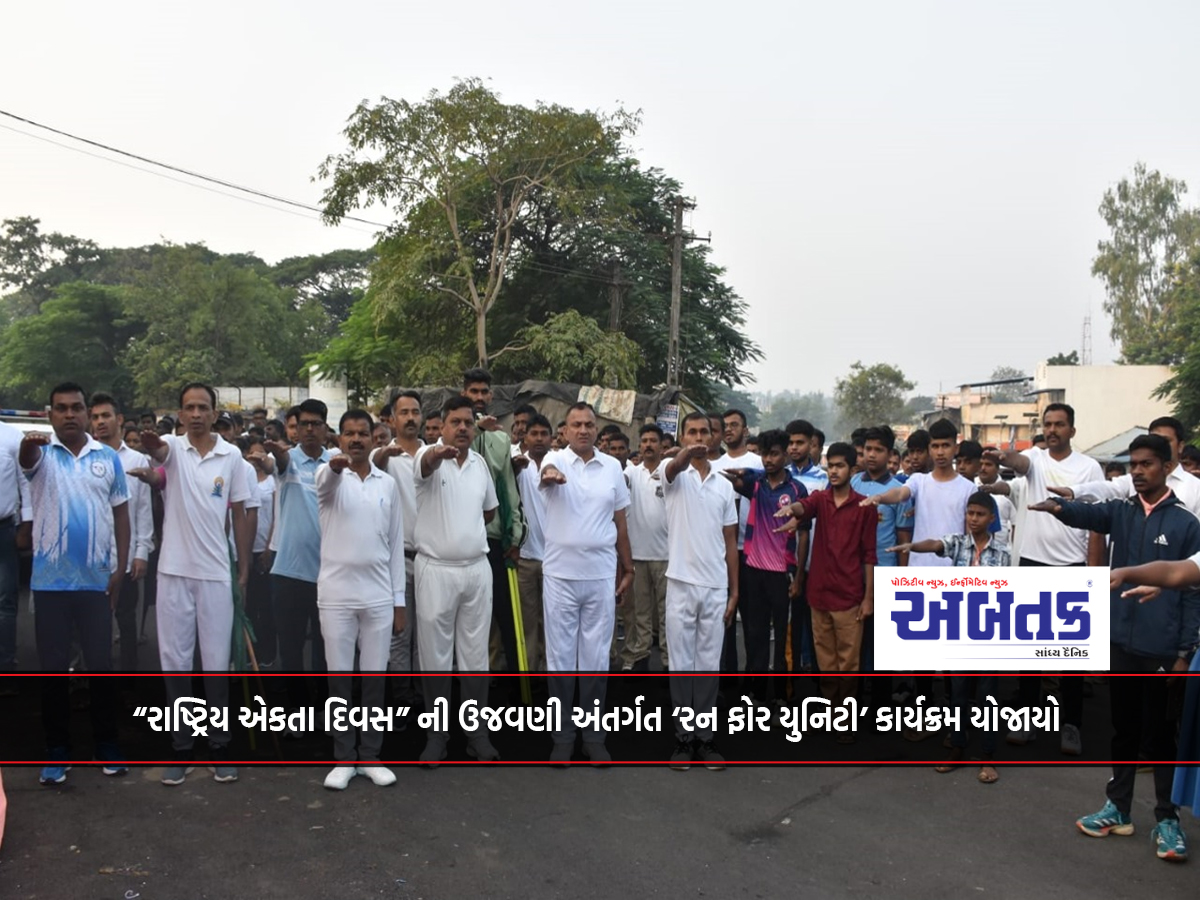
[667,198,684,386]
[608,258,624,332]
[665,198,709,387]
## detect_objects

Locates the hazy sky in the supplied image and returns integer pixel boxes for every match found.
[4,0,1198,396]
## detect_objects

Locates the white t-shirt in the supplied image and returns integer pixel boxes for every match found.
[516,457,547,562]
[1019,447,1104,565]
[116,442,154,571]
[253,473,276,553]
[626,461,669,562]
[1074,466,1200,520]
[662,460,737,589]
[905,472,975,567]
[413,443,497,564]
[710,451,762,550]
[539,447,631,581]
[383,441,423,551]
[316,463,405,608]
[229,459,262,564]
[158,434,251,583]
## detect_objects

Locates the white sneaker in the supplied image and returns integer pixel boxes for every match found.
[356,765,396,786]
[1060,724,1082,756]
[323,766,357,791]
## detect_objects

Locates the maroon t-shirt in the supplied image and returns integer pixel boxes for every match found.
[796,488,877,612]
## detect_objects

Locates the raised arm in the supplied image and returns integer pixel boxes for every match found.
[983,447,1030,477]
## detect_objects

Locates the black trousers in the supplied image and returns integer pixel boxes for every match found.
[487,539,520,673]
[1105,644,1178,821]
[743,566,791,702]
[272,574,325,708]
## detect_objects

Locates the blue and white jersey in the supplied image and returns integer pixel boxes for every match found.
[23,432,128,592]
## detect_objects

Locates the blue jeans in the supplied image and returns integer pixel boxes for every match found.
[0,522,19,668]
[35,590,119,752]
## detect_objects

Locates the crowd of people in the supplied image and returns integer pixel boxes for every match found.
[0,370,1197,864]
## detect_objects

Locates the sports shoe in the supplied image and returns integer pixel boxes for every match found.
[465,736,500,761]
[161,765,194,786]
[1076,800,1135,837]
[695,741,726,771]
[669,740,693,771]
[356,765,397,787]
[1006,729,1034,746]
[39,764,70,785]
[549,742,573,767]
[95,742,128,776]
[1152,818,1188,861]
[210,746,238,783]
[323,765,357,791]
[419,738,448,768]
[1060,724,1082,756]
[581,741,612,766]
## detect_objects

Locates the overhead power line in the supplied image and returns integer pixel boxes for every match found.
[0,108,390,229]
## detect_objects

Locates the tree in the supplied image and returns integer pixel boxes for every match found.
[900,395,936,423]
[1092,163,1200,364]
[511,309,642,389]
[834,362,915,432]
[0,282,139,407]
[711,386,761,426]
[0,216,102,316]
[754,390,836,432]
[317,78,638,367]
[122,245,324,406]
[1046,350,1079,366]
[270,248,374,329]
[987,365,1029,402]
[1153,245,1200,433]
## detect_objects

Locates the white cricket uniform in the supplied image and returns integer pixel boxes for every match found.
[539,446,630,744]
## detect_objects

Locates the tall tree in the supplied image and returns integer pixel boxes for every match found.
[1092,163,1200,364]
[1153,245,1200,433]
[834,362,915,433]
[0,216,102,316]
[317,78,638,367]
[270,248,374,328]
[0,282,139,407]
[122,245,324,406]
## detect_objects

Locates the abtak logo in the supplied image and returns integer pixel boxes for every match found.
[891,589,1090,642]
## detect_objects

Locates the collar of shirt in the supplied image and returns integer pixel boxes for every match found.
[181,434,235,457]
[49,430,105,459]
[563,446,604,468]
[855,470,893,485]
[1138,488,1175,516]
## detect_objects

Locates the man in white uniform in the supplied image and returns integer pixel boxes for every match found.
[539,402,634,764]
[661,413,738,771]
[514,414,554,672]
[140,382,251,786]
[413,397,499,765]
[317,410,406,790]
[374,391,423,702]
[622,424,671,672]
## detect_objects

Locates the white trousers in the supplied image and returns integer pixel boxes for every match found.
[156,573,232,750]
[414,555,491,672]
[544,575,613,743]
[543,575,614,672]
[413,555,491,738]
[665,578,724,741]
[319,603,393,762]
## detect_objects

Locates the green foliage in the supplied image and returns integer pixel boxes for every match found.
[1046,350,1080,366]
[753,390,836,433]
[318,78,639,366]
[270,248,374,327]
[988,366,1029,402]
[0,282,138,407]
[0,216,102,316]
[122,245,323,406]
[711,385,761,426]
[512,309,642,389]
[834,361,915,433]
[1153,245,1200,433]
[1092,163,1200,364]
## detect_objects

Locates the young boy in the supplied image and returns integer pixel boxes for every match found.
[863,419,973,568]
[774,443,876,729]
[723,429,809,704]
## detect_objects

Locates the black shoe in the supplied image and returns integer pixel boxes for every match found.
[694,741,726,771]
[669,740,693,771]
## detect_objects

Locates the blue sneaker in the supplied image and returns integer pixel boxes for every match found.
[39,764,70,785]
[1152,819,1188,862]
[95,743,129,777]
[1077,800,1134,837]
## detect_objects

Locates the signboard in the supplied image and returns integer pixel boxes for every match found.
[655,403,679,436]
[873,567,1110,670]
